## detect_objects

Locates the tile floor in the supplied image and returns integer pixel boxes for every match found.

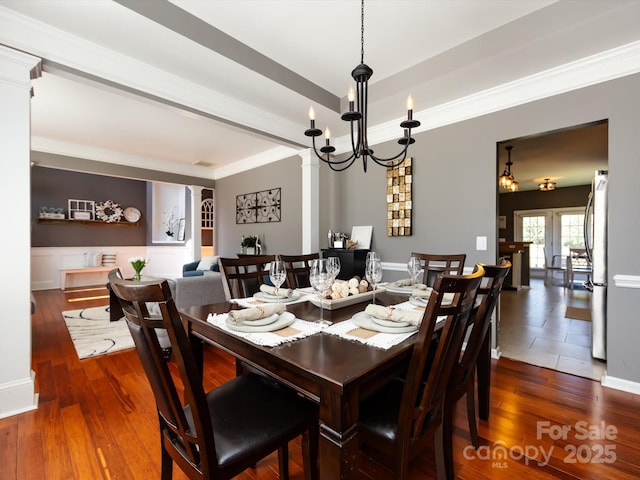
[497,277,606,381]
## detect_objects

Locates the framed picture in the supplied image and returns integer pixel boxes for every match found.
[177,218,186,241]
[350,225,373,249]
[498,216,507,230]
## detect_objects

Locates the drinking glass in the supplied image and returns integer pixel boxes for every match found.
[269,259,286,303]
[327,256,341,280]
[365,256,383,304]
[310,258,333,325]
[407,256,422,286]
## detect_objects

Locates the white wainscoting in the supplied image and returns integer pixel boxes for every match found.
[31,246,193,290]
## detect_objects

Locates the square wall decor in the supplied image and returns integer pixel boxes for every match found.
[386,158,412,236]
[236,187,281,224]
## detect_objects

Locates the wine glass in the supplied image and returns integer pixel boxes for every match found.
[365,256,383,304]
[310,258,333,325]
[407,256,422,287]
[269,259,286,303]
[327,256,341,281]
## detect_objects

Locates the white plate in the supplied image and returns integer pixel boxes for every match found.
[384,284,414,295]
[351,312,418,334]
[253,291,302,303]
[409,295,429,307]
[226,313,279,327]
[226,312,295,332]
[308,289,375,310]
[371,316,411,328]
[123,206,141,222]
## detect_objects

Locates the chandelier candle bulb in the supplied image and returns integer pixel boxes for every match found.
[348,87,355,111]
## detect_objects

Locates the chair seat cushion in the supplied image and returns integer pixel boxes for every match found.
[358,378,404,443]
[184,373,315,468]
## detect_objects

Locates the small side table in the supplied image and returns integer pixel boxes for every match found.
[321,248,369,280]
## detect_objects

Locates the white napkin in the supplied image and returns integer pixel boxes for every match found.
[364,304,424,326]
[259,284,293,298]
[393,278,414,287]
[227,304,286,325]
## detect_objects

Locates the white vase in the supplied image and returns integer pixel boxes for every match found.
[246,247,255,255]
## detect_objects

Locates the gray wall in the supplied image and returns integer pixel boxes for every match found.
[498,185,591,242]
[32,166,148,246]
[316,72,640,383]
[215,155,303,257]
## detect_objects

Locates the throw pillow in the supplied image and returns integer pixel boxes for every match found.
[197,255,219,271]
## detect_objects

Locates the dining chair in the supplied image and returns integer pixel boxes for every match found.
[442,260,511,479]
[218,255,276,300]
[543,246,566,286]
[410,252,466,287]
[107,269,318,480]
[280,253,320,289]
[357,265,484,480]
[566,248,592,289]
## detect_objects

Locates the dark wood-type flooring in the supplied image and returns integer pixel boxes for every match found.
[1,286,639,479]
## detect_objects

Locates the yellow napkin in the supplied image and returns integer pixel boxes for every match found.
[259,284,293,298]
[227,304,286,325]
[364,304,424,326]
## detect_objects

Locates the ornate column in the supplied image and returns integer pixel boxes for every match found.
[0,46,40,418]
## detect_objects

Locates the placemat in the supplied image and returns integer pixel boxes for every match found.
[207,313,324,347]
[324,319,418,349]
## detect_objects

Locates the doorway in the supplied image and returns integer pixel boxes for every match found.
[495,121,608,380]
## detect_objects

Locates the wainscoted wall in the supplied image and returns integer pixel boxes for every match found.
[31,246,192,290]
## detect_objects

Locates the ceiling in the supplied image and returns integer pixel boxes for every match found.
[0,1,636,181]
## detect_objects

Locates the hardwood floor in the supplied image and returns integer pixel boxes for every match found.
[2,286,639,479]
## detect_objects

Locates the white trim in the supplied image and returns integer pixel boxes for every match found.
[327,40,640,158]
[491,347,502,360]
[613,274,640,289]
[601,372,640,395]
[0,371,38,420]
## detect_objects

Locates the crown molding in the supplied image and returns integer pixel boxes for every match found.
[329,40,640,156]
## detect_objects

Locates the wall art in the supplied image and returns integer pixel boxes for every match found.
[386,158,412,236]
[236,187,281,224]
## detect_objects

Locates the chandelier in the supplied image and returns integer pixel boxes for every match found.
[304,0,420,172]
[498,145,519,192]
[538,178,557,191]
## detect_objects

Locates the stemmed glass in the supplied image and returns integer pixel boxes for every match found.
[327,256,341,281]
[407,256,422,287]
[365,254,383,304]
[269,258,287,303]
[310,258,333,325]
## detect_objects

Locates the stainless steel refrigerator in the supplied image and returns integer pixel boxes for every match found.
[584,170,608,361]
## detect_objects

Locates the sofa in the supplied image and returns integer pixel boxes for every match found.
[183,255,220,277]
[166,273,226,310]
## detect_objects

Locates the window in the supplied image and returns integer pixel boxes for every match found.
[515,208,585,272]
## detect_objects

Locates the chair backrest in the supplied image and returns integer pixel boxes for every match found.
[397,265,484,448]
[280,253,320,289]
[569,248,591,269]
[218,255,276,300]
[451,260,511,390]
[411,252,466,287]
[107,269,217,477]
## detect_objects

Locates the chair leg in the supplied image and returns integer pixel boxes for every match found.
[301,421,319,480]
[160,444,173,480]
[442,401,455,480]
[466,373,479,448]
[278,445,289,479]
[433,422,449,480]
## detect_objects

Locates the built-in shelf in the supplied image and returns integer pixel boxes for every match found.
[38,218,139,227]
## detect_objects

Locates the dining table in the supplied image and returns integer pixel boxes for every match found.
[180,288,491,479]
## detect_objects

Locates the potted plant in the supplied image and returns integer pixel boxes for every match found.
[241,235,258,255]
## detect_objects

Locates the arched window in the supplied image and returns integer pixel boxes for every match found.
[201,198,214,229]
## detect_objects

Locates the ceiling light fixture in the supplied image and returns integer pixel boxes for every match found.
[538,178,557,191]
[304,0,420,172]
[498,145,518,192]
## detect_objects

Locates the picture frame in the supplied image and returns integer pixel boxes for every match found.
[177,218,186,241]
[350,225,373,249]
[498,215,507,230]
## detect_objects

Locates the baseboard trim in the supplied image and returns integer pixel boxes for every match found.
[0,370,39,419]
[601,372,640,394]
[491,347,502,360]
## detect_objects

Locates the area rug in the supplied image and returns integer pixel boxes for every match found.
[565,306,592,322]
[62,306,133,359]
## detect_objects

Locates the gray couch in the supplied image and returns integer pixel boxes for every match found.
[166,271,226,309]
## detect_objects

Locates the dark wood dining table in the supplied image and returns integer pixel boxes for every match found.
[180,290,491,479]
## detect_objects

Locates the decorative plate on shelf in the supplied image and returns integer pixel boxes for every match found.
[123,207,141,223]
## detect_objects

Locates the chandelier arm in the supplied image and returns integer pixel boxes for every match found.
[368,142,411,166]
